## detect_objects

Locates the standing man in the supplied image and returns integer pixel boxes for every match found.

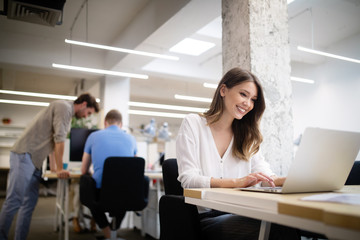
[81,109,137,239]
[0,93,99,240]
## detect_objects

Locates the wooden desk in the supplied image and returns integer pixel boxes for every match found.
[184,186,360,240]
[278,186,360,237]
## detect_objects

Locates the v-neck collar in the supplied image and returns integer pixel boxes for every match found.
[205,118,234,160]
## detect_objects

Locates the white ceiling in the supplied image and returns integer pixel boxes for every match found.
[1,0,360,132]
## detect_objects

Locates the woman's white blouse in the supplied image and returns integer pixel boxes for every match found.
[176,114,274,189]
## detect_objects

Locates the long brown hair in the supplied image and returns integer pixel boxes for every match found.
[202,67,266,161]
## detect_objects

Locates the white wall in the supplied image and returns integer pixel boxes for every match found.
[291,33,360,159]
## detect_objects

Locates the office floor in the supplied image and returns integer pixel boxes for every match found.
[0,195,156,240]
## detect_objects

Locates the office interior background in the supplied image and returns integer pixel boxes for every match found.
[1,0,360,170]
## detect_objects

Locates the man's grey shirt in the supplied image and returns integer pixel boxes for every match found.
[12,100,74,169]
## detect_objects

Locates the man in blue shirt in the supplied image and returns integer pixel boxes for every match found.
[81,109,137,239]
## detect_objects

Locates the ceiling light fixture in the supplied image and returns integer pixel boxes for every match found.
[290,77,315,84]
[174,94,212,103]
[129,109,186,119]
[65,39,179,61]
[0,99,49,107]
[297,46,360,64]
[169,38,215,56]
[52,63,149,79]
[0,89,101,102]
[129,101,207,113]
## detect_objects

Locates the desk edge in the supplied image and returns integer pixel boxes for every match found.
[184,188,203,199]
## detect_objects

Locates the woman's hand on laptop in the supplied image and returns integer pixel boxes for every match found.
[261,176,286,187]
[238,172,275,188]
[272,176,286,186]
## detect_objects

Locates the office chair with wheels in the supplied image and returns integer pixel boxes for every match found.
[159,158,201,240]
[80,157,149,240]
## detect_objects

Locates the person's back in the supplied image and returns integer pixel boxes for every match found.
[80,109,138,239]
[85,125,137,188]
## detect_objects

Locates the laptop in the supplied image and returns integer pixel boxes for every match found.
[239,127,360,194]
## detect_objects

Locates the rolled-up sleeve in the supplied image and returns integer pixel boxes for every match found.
[52,102,72,143]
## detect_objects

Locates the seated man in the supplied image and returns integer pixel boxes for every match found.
[81,109,137,239]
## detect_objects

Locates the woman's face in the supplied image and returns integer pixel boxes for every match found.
[220,81,258,120]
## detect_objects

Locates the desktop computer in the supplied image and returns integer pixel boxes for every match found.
[67,128,98,171]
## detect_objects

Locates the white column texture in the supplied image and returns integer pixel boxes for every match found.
[222,0,294,175]
[101,76,130,129]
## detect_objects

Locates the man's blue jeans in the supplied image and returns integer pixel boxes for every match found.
[0,152,41,240]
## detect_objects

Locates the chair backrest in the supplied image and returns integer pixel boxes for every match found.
[162,158,183,195]
[100,157,149,214]
[345,161,360,185]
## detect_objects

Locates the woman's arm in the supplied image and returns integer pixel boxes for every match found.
[211,172,275,188]
[272,176,286,186]
[260,175,286,187]
[177,116,212,188]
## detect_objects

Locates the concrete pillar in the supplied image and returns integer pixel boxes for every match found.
[100,76,130,129]
[222,0,294,175]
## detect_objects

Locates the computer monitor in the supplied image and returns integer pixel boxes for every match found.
[69,128,98,162]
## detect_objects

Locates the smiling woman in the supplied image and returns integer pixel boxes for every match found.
[219,81,258,120]
[175,67,297,240]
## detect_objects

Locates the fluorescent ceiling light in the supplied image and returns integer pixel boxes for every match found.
[129,101,207,113]
[0,89,101,102]
[290,76,315,84]
[129,109,186,119]
[203,83,218,89]
[0,99,49,107]
[174,94,212,103]
[65,39,179,61]
[52,63,149,79]
[287,0,296,4]
[169,38,215,56]
[297,46,360,64]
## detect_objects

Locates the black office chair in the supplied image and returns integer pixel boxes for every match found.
[345,161,360,185]
[80,157,149,240]
[159,158,201,240]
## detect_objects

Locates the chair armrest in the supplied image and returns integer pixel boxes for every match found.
[159,195,201,240]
